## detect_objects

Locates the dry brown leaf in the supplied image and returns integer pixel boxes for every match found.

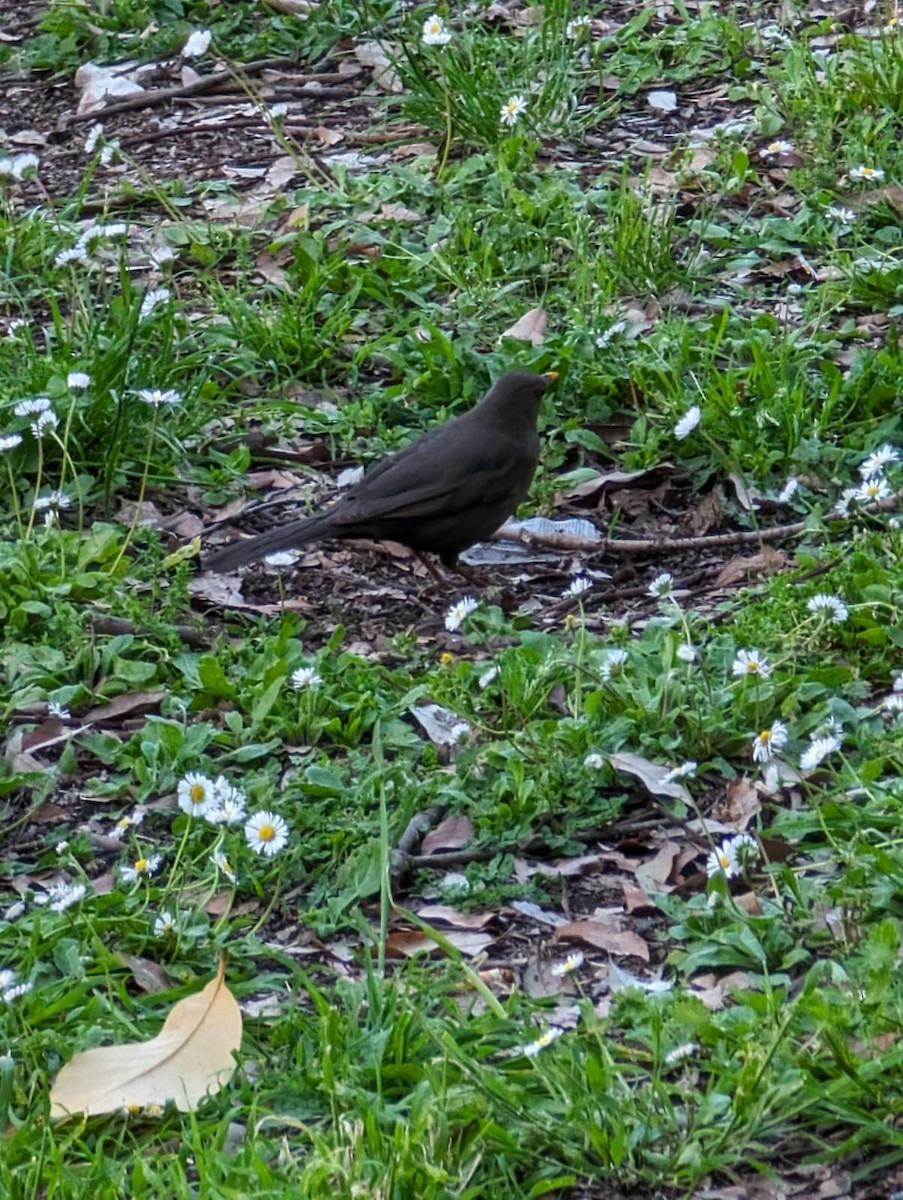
[515,852,605,880]
[115,953,175,995]
[50,955,241,1118]
[608,751,691,805]
[354,41,402,93]
[499,306,547,346]
[714,548,787,588]
[621,882,657,913]
[681,488,723,536]
[385,930,494,958]
[392,142,437,159]
[265,0,319,14]
[421,814,473,855]
[315,125,343,146]
[83,691,166,724]
[634,839,681,889]
[377,201,422,223]
[415,904,494,929]
[557,919,650,961]
[723,776,761,827]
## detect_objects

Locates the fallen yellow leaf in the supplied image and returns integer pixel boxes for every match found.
[50,954,241,1118]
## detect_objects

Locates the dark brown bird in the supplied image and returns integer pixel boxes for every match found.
[204,368,556,575]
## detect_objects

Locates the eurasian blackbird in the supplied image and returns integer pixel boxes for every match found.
[204,368,556,575]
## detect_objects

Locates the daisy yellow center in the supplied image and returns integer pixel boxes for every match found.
[504,101,518,114]
[427,19,441,33]
[258,824,275,842]
[746,661,760,673]
[759,730,771,742]
[718,852,730,867]
[190,784,205,804]
[440,652,454,665]
[135,858,148,872]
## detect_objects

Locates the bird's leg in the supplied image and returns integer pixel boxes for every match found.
[412,550,452,586]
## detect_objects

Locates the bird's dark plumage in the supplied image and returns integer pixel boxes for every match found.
[204,368,555,574]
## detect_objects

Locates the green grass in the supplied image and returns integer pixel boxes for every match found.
[2,1,903,1195]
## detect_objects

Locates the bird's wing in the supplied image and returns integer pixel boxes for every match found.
[331,431,535,527]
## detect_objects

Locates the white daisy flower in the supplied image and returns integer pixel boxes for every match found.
[762,139,792,156]
[521,1027,564,1057]
[445,596,479,632]
[245,810,289,857]
[566,15,591,39]
[0,434,23,453]
[31,410,59,438]
[600,648,628,680]
[663,760,697,783]
[109,809,145,840]
[551,951,584,977]
[562,575,592,599]
[291,665,322,689]
[648,572,674,598]
[154,911,178,937]
[139,287,171,321]
[67,371,91,390]
[674,405,701,440]
[99,140,121,167]
[136,388,181,407]
[13,396,51,418]
[78,222,127,251]
[149,244,176,267]
[120,853,162,883]
[421,14,451,44]
[832,486,861,517]
[676,642,696,662]
[826,205,856,225]
[732,649,772,679]
[34,490,72,512]
[177,772,217,818]
[751,720,788,763]
[584,753,605,769]
[850,164,884,181]
[84,123,105,154]
[499,95,528,127]
[212,847,236,883]
[47,699,71,719]
[778,477,799,503]
[17,153,40,177]
[800,734,842,771]
[35,882,87,912]
[664,1041,698,1065]
[208,776,247,825]
[855,476,890,503]
[54,245,92,267]
[860,444,899,479]
[478,665,499,689]
[263,550,301,567]
[806,594,848,623]
[594,320,626,348]
[1,972,33,1003]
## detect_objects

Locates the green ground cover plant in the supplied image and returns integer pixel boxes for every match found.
[1,1,902,1196]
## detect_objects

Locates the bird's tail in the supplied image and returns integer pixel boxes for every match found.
[204,515,326,573]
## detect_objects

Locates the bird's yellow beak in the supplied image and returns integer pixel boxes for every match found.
[543,371,559,383]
